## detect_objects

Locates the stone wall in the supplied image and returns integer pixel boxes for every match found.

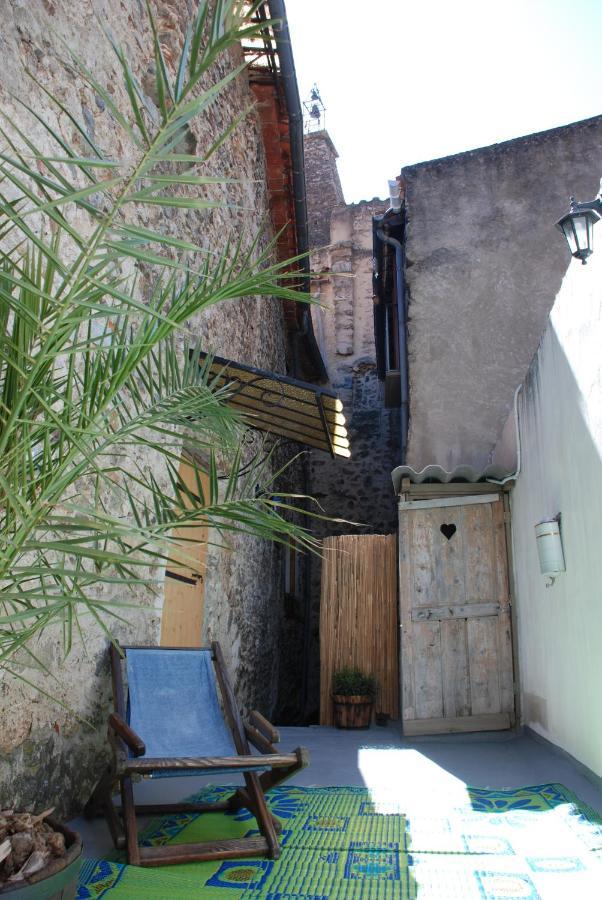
[303,132,399,718]
[402,114,602,471]
[310,200,400,540]
[304,131,345,248]
[0,0,296,815]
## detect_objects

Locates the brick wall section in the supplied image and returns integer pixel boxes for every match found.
[250,76,299,335]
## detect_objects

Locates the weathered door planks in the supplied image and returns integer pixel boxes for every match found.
[399,497,515,735]
[441,617,471,718]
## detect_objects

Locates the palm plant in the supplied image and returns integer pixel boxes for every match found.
[0,0,319,685]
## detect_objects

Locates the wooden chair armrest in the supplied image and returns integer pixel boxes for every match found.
[245,722,277,755]
[249,710,279,744]
[109,712,146,757]
[123,753,297,773]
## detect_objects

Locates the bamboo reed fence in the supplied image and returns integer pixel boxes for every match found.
[319,534,399,726]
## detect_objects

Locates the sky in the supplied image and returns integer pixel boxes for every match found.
[285,0,602,204]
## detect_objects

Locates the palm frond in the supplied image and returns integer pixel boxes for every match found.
[0,0,325,681]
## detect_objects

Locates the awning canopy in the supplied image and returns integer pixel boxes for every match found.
[200,353,350,458]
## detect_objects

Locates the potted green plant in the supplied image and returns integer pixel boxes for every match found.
[332,668,378,729]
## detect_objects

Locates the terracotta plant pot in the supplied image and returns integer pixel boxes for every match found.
[0,820,82,900]
[332,694,374,729]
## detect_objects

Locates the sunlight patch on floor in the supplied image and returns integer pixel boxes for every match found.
[357,747,470,812]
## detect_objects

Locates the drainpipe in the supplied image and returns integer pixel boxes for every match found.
[267,0,327,383]
[376,228,409,461]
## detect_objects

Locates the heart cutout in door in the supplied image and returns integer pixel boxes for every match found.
[440,523,456,541]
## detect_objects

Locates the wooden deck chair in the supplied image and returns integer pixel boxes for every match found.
[85,642,309,866]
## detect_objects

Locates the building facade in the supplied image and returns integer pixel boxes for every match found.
[382,116,602,779]
[0,0,326,815]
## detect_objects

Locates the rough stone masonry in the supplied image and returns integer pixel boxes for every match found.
[0,0,296,816]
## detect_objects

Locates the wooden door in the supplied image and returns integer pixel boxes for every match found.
[160,456,209,647]
[398,496,515,735]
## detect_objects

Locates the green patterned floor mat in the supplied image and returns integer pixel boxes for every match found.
[77,783,602,898]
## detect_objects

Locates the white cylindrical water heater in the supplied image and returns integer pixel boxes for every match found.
[388,179,402,211]
[535,519,565,577]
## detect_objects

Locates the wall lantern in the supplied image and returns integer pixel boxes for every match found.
[556,180,602,264]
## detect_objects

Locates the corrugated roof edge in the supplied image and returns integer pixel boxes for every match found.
[401,113,602,176]
[391,464,514,494]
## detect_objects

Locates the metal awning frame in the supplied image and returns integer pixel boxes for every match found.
[216,370,338,457]
[197,352,348,459]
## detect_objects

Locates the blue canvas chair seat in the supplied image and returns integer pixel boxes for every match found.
[125,649,268,777]
[85,641,309,867]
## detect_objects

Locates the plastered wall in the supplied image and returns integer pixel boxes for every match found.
[403,115,602,471]
[508,249,602,777]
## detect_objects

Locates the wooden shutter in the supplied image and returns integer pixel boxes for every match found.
[160,456,209,647]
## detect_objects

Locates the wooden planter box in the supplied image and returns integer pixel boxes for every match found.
[332,694,374,729]
[0,821,82,899]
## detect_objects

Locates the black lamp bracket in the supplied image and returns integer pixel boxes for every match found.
[568,177,602,215]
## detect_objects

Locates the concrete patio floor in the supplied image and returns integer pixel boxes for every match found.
[71,723,602,859]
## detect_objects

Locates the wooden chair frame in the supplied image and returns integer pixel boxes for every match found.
[85,642,308,866]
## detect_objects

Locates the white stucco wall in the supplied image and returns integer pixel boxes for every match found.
[509,248,602,777]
